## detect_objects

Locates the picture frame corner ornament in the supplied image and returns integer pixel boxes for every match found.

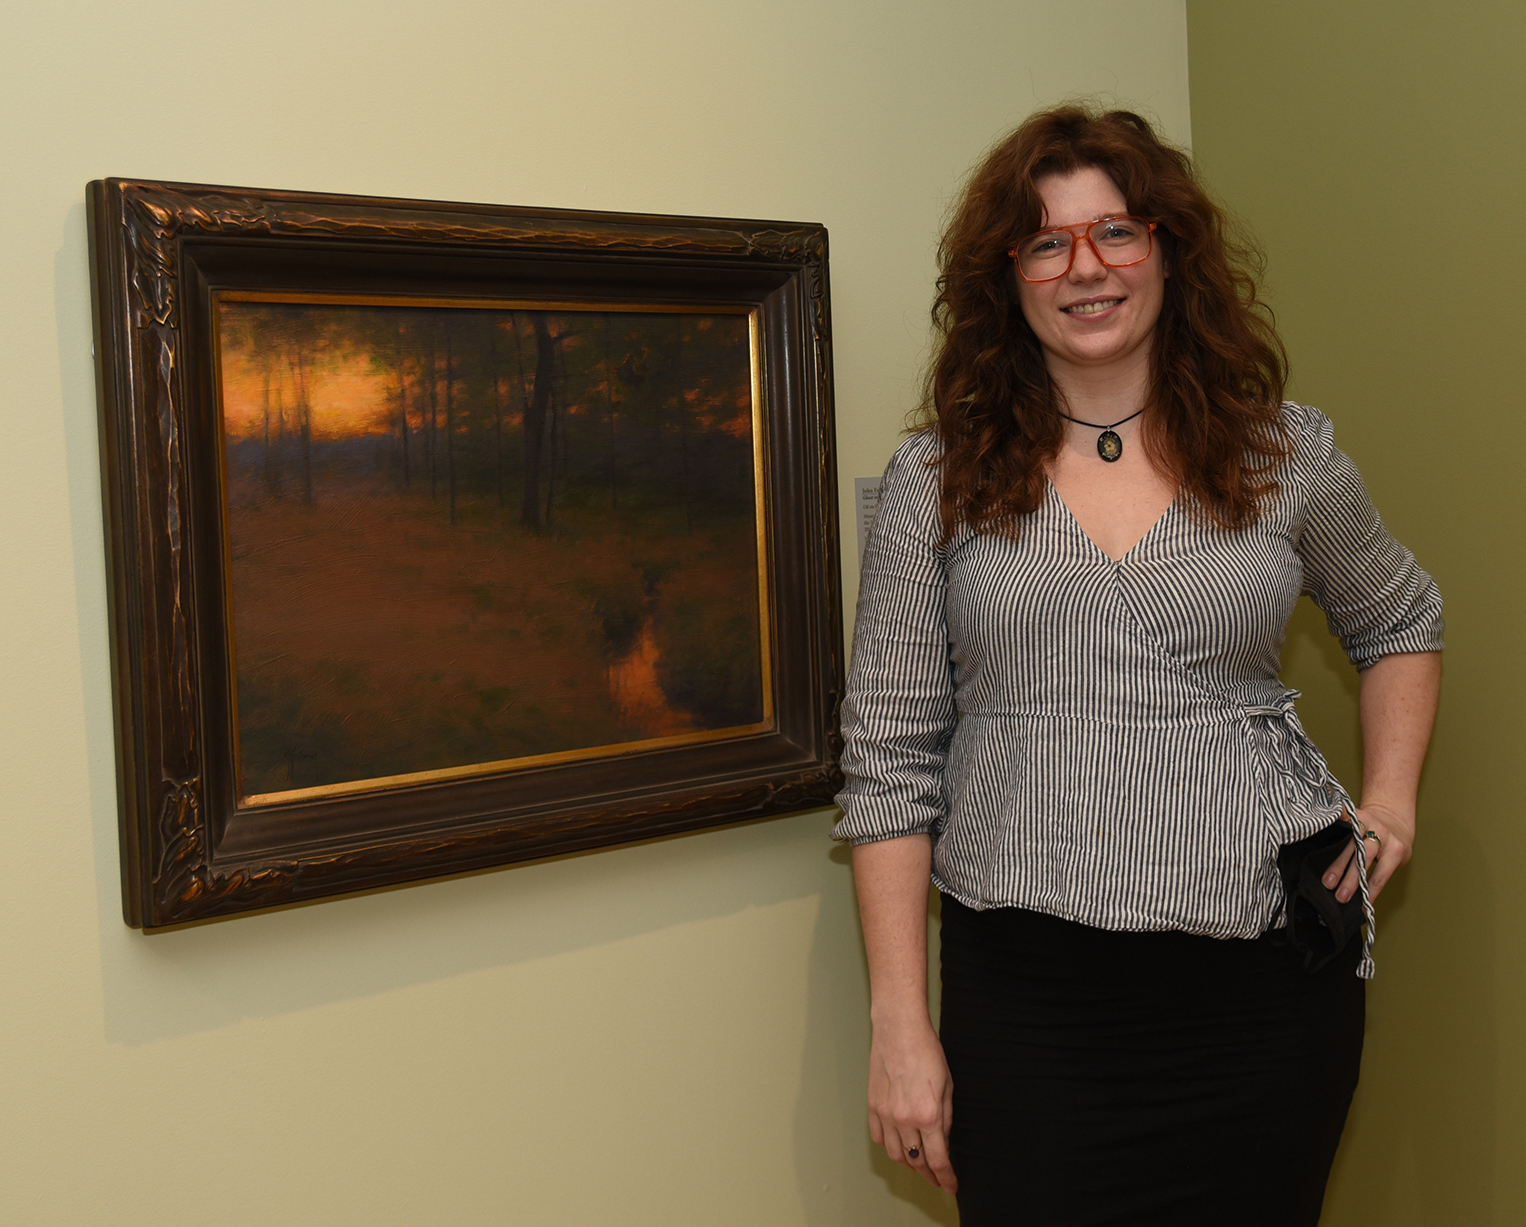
[746,225,827,265]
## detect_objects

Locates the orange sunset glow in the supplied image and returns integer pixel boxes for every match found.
[220,348,396,442]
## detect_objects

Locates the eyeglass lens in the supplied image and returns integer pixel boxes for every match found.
[1015,218,1152,280]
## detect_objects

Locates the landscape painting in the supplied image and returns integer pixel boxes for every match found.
[215,294,769,806]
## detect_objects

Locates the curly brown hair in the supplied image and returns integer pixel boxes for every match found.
[918,104,1288,541]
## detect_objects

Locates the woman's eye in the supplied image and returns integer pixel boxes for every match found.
[1096,221,1142,243]
[1026,235,1068,257]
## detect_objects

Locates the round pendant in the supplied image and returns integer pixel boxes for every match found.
[1097,430,1123,462]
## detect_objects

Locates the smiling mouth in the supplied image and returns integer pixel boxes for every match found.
[1063,298,1123,315]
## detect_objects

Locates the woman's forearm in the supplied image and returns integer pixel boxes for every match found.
[1358,650,1442,814]
[852,834,936,1026]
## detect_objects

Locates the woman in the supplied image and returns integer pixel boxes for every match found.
[833,106,1442,1226]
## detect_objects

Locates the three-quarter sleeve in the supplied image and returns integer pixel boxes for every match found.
[832,432,959,844]
[1289,403,1445,670]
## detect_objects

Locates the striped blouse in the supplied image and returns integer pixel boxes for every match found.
[832,403,1444,978]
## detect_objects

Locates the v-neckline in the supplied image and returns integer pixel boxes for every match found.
[1047,481,1177,564]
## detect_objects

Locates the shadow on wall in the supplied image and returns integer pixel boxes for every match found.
[90,814,841,1047]
[792,843,958,1227]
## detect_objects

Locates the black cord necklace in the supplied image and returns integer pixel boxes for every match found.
[1060,407,1145,463]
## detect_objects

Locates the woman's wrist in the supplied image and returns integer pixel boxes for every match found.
[869,996,935,1031]
[1355,796,1415,832]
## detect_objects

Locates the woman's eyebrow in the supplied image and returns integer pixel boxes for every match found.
[1038,213,1127,230]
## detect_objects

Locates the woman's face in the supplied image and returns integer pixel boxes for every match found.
[1015,166,1166,385]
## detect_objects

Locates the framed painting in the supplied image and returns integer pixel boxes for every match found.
[88,178,843,929]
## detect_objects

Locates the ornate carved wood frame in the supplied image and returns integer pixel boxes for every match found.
[88,179,842,929]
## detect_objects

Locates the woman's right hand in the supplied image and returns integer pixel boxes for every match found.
[866,1011,957,1192]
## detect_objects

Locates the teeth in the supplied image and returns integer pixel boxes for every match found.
[1066,299,1121,315]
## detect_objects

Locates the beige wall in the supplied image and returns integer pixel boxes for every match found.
[0,3,1189,1223]
[1187,2,1526,1223]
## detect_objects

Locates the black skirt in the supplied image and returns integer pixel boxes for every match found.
[939,895,1364,1227]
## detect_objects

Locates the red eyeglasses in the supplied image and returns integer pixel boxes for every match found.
[1008,216,1158,283]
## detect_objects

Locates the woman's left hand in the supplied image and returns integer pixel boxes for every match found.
[1324,802,1414,903]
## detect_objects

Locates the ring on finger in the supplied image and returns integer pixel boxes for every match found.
[1363,829,1382,847]
[907,1142,921,1160]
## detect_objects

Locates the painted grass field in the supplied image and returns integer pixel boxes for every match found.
[228,472,763,799]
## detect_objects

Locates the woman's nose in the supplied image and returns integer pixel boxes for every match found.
[1068,237,1108,279]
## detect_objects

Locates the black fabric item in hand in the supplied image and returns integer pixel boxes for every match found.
[1275,821,1365,975]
